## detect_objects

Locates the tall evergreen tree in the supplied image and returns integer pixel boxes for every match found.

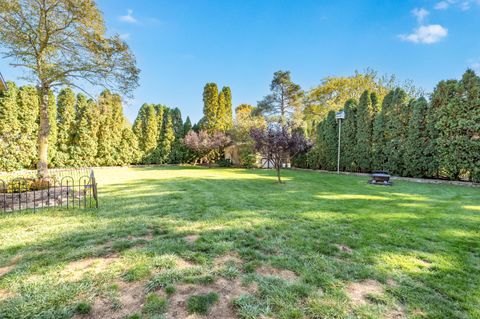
[354,91,376,172]
[70,95,99,167]
[133,104,148,153]
[0,82,21,171]
[217,86,233,131]
[17,86,39,169]
[96,90,115,166]
[435,70,480,181]
[404,97,430,177]
[142,104,159,163]
[118,126,141,165]
[426,80,456,178]
[383,88,410,175]
[170,108,184,138]
[183,116,192,136]
[372,106,387,170]
[202,83,219,132]
[257,71,303,125]
[54,88,76,167]
[316,111,338,170]
[160,114,175,163]
[340,99,357,171]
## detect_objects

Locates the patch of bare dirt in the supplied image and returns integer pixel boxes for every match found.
[0,288,15,301]
[335,244,353,254]
[165,278,256,319]
[184,235,199,244]
[0,265,14,278]
[0,255,21,279]
[176,258,195,269]
[386,305,407,319]
[386,278,398,287]
[127,233,154,242]
[256,265,298,282]
[75,280,146,319]
[346,279,384,306]
[213,253,243,268]
[61,256,119,282]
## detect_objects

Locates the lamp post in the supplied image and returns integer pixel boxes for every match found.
[335,110,345,174]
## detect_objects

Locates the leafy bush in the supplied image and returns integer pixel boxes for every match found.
[217,158,232,167]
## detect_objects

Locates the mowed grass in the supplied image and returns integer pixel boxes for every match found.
[0,166,479,319]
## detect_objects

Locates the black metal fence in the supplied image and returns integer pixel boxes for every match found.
[0,169,98,213]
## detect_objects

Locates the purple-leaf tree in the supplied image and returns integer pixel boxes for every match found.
[183,130,231,165]
[250,124,311,183]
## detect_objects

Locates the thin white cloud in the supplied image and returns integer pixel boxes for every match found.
[119,33,131,40]
[412,8,429,24]
[435,0,453,9]
[434,0,480,10]
[119,9,138,24]
[400,24,448,44]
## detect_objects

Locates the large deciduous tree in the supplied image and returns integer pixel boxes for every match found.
[0,0,140,176]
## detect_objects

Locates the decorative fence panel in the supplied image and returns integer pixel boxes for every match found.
[0,169,98,213]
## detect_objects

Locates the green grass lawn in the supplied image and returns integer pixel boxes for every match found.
[0,167,479,319]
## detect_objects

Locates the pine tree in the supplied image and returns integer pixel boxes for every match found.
[0,82,21,171]
[54,88,76,167]
[404,97,430,177]
[354,91,376,172]
[17,85,39,169]
[340,99,357,171]
[202,83,219,132]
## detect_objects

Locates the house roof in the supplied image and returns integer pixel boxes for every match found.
[0,72,7,92]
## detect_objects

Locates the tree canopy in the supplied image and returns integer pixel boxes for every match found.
[0,0,140,175]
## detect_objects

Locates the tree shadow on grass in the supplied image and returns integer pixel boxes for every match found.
[0,167,479,318]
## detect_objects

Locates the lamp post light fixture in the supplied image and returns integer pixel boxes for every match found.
[335,110,345,174]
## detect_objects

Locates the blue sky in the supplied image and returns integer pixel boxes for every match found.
[1,0,480,123]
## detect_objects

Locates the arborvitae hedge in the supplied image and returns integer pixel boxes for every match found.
[340,99,357,171]
[0,84,141,171]
[354,91,375,172]
[299,70,480,182]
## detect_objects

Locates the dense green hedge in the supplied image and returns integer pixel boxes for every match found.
[296,70,480,182]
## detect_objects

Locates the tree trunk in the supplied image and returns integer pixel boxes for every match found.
[37,85,50,177]
[276,161,282,183]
